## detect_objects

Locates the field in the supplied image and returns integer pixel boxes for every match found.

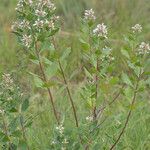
[0,0,150,150]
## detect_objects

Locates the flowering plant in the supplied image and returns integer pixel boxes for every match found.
[9,1,150,149]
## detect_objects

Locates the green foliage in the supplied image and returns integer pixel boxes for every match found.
[0,0,150,149]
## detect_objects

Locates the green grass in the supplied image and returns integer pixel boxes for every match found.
[0,0,150,149]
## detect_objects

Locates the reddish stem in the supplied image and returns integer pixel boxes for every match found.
[110,74,141,150]
[35,42,60,125]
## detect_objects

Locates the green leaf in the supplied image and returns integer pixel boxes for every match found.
[21,99,29,112]
[29,53,39,65]
[29,73,44,88]
[18,140,28,150]
[122,72,133,87]
[45,62,58,78]
[0,131,5,141]
[84,67,93,79]
[121,49,130,59]
[43,57,52,65]
[109,77,119,85]
[43,81,56,88]
[12,130,22,138]
[60,48,71,61]
[79,38,90,51]
[40,41,51,52]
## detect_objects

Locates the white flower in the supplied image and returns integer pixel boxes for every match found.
[101,54,115,62]
[132,24,142,33]
[93,23,108,38]
[45,20,55,29]
[0,109,4,114]
[2,73,14,89]
[84,9,96,21]
[21,34,32,48]
[15,0,24,11]
[38,0,56,11]
[86,116,93,122]
[11,20,30,31]
[52,15,60,22]
[56,124,64,135]
[62,138,69,144]
[35,9,47,17]
[33,19,44,29]
[28,0,33,5]
[51,140,56,145]
[138,42,150,55]
[11,21,20,31]
[102,46,112,52]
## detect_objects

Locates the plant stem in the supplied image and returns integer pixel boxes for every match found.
[58,60,79,127]
[96,85,125,119]
[52,37,79,127]
[93,57,99,120]
[35,42,60,125]
[110,74,141,150]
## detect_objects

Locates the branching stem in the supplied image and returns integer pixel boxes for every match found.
[52,37,79,127]
[35,42,60,125]
[110,72,142,150]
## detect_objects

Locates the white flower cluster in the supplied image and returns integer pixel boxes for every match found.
[56,124,64,135]
[13,0,59,48]
[21,35,32,48]
[15,0,33,11]
[101,54,115,63]
[2,73,14,90]
[11,20,30,31]
[93,23,108,38]
[35,9,47,17]
[132,24,142,33]
[138,42,150,55]
[84,9,96,21]
[38,0,56,10]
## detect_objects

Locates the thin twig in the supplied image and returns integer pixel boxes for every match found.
[52,37,79,127]
[35,42,60,125]
[58,60,79,127]
[96,85,125,119]
[110,73,142,150]
[93,57,99,120]
[90,116,108,134]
